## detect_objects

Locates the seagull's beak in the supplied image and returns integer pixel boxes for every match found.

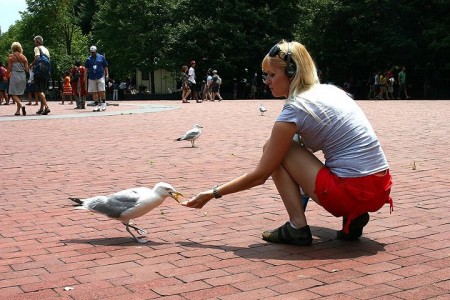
[169,191,184,203]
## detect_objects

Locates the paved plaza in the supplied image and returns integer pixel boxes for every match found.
[0,99,449,299]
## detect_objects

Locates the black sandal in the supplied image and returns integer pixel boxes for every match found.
[262,222,312,246]
[337,212,370,240]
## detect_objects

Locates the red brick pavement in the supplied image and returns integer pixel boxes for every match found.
[0,99,448,299]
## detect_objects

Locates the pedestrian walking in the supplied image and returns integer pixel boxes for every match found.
[397,66,411,99]
[211,70,223,101]
[31,35,51,115]
[7,42,29,116]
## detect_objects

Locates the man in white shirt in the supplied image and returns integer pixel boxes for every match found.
[188,61,201,102]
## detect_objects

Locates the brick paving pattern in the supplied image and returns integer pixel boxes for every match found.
[1,99,449,299]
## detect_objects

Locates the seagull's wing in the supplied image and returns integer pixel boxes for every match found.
[85,189,143,218]
[180,128,200,141]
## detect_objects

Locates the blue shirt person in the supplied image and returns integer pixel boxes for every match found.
[84,45,109,111]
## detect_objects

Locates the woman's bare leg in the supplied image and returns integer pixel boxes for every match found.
[270,141,325,227]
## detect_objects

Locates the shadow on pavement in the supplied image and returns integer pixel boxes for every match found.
[61,237,168,247]
[177,226,385,261]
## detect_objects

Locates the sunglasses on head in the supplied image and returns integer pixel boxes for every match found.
[268,42,297,78]
[268,44,287,60]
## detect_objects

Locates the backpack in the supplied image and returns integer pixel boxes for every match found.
[71,67,81,82]
[33,47,51,79]
[216,76,222,85]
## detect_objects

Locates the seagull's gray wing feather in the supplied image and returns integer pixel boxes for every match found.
[86,190,142,218]
[181,129,200,141]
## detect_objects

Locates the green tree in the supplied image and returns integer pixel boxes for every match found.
[74,0,98,35]
[295,0,450,95]
[92,0,179,92]
[167,0,302,90]
[1,0,448,97]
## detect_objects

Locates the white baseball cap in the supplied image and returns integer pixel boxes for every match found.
[89,45,97,52]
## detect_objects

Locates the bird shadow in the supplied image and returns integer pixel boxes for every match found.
[176,226,385,261]
[61,236,168,247]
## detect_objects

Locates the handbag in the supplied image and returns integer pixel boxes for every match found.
[13,53,28,74]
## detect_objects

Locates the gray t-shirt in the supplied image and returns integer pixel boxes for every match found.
[276,84,388,177]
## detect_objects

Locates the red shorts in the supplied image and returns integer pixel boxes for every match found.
[315,168,393,233]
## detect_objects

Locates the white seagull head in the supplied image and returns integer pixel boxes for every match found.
[153,182,184,203]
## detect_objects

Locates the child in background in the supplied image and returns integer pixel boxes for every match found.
[26,70,38,106]
[61,71,73,105]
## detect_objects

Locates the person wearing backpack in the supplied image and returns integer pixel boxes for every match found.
[30,35,51,115]
[85,45,109,112]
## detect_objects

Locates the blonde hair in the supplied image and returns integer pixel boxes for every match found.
[11,42,23,53]
[262,40,319,99]
[262,40,325,121]
[181,65,188,73]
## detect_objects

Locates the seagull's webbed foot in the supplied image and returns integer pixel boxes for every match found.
[127,223,147,235]
[124,223,148,243]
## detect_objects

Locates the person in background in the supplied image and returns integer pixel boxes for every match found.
[180,65,190,103]
[61,71,73,105]
[119,80,127,100]
[71,60,87,109]
[25,69,38,106]
[30,35,51,115]
[0,61,9,104]
[373,71,380,100]
[377,72,387,99]
[183,40,393,246]
[387,72,395,100]
[211,70,223,101]
[112,79,119,101]
[188,60,201,102]
[85,45,109,111]
[397,66,411,99]
[202,69,212,101]
[7,42,29,116]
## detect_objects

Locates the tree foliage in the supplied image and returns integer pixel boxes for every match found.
[168,0,301,83]
[92,0,179,79]
[295,0,450,88]
[0,0,449,97]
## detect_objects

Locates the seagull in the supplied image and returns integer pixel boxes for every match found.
[69,182,183,243]
[259,103,267,116]
[175,124,203,147]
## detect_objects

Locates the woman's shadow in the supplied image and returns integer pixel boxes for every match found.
[176,225,385,261]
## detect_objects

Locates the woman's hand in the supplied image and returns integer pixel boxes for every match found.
[181,190,214,209]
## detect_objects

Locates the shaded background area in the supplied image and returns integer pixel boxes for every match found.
[0,0,449,99]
